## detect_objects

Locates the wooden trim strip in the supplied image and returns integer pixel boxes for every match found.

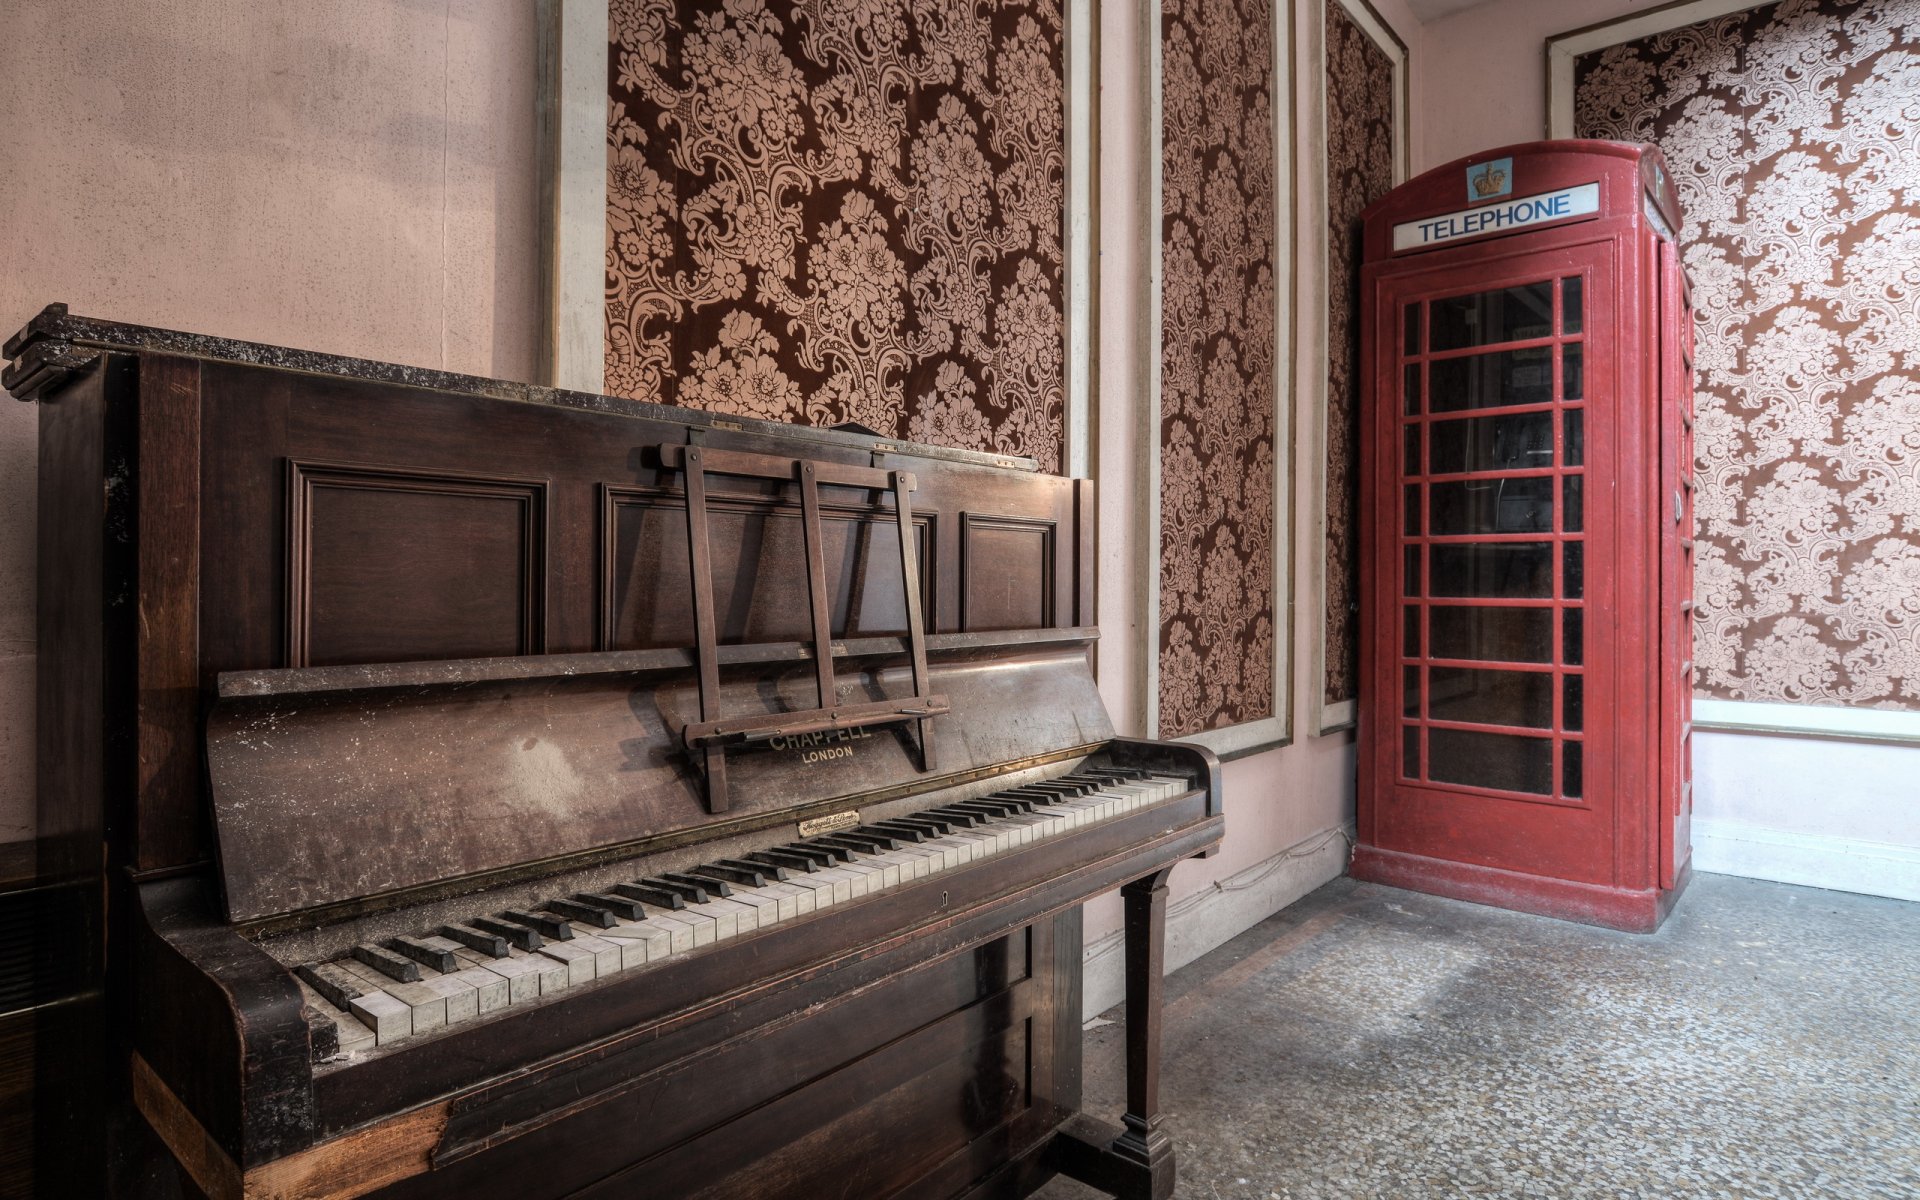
[134,1052,451,1200]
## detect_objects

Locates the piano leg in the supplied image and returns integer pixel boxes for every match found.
[1048,866,1178,1200]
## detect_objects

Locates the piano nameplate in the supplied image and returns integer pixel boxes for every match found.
[797,810,861,837]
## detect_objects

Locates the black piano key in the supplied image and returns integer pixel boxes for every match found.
[305,1006,341,1061]
[577,892,649,920]
[297,962,366,1010]
[973,796,1036,814]
[439,923,511,958]
[955,798,1026,817]
[544,898,618,928]
[747,849,818,874]
[864,821,928,843]
[697,860,783,886]
[1026,780,1093,797]
[351,943,422,983]
[471,915,544,951]
[614,881,687,910]
[823,830,896,853]
[922,806,989,827]
[795,840,856,863]
[502,909,575,940]
[1000,787,1061,803]
[780,843,845,866]
[640,875,711,904]
[885,815,957,836]
[661,870,730,899]
[385,935,457,974]
[721,856,791,882]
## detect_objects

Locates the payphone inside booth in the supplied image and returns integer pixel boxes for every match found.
[1351,141,1695,932]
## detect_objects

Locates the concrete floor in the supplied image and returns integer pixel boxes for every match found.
[1039,873,1919,1200]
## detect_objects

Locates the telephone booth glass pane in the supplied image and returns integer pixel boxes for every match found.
[1397,271,1592,801]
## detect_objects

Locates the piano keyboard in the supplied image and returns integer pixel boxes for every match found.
[295,767,1189,1058]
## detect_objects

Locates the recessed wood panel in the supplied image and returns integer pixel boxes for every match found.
[288,462,545,667]
[602,489,932,650]
[960,514,1055,631]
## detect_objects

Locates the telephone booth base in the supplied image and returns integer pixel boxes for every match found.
[1351,845,1691,933]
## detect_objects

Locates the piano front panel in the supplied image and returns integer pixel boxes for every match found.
[369,919,1075,1200]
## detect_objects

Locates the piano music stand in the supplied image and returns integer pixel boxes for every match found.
[658,443,947,812]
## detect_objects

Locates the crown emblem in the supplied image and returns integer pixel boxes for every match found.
[1472,166,1508,197]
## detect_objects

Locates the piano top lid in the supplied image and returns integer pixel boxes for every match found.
[204,628,1113,928]
[1,303,1037,473]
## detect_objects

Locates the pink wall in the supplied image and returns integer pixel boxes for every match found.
[1417,0,1642,171]
[1082,0,1421,960]
[0,0,542,840]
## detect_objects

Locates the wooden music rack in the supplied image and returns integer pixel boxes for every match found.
[657,443,946,813]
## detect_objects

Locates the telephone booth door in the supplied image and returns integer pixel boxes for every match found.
[1351,140,1691,933]
[1372,247,1616,892]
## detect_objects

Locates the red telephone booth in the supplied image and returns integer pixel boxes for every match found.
[1351,140,1694,932]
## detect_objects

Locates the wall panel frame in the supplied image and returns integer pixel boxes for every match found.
[1139,0,1298,756]
[538,0,1097,476]
[1304,0,1406,735]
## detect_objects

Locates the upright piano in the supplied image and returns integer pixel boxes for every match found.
[8,304,1224,1199]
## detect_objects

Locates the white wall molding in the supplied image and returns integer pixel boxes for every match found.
[1693,698,1920,748]
[1692,816,1920,905]
[1081,823,1353,1019]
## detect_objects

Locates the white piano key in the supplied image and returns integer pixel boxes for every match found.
[447,965,510,1015]
[633,905,702,952]
[569,932,623,977]
[600,921,673,965]
[832,859,886,894]
[779,870,841,909]
[693,897,747,938]
[724,887,785,927]
[917,838,966,871]
[644,904,717,948]
[298,981,377,1058]
[861,856,903,889]
[876,847,930,880]
[536,939,597,987]
[503,944,570,995]
[761,879,816,916]
[348,989,411,1045]
[807,867,859,904]
[417,971,480,1026]
[452,946,542,1004]
[738,880,803,921]
[340,961,446,1035]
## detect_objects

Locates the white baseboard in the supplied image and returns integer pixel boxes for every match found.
[1691,816,1920,904]
[1080,824,1352,1020]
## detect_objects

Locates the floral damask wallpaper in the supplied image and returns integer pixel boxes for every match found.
[1321,1,1397,709]
[606,0,1066,471]
[1157,0,1278,736]
[1577,0,1920,709]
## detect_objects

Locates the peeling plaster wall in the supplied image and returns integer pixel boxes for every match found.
[0,0,541,842]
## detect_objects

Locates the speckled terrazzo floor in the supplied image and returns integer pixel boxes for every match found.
[1036,873,1919,1200]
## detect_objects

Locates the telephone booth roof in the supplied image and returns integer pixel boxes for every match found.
[1361,139,1682,263]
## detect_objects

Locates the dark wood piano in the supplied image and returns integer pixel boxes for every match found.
[9,304,1223,1200]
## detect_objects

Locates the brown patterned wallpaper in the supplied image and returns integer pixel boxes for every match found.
[1577,0,1920,709]
[606,0,1066,471]
[1320,0,1396,709]
[1156,0,1279,736]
